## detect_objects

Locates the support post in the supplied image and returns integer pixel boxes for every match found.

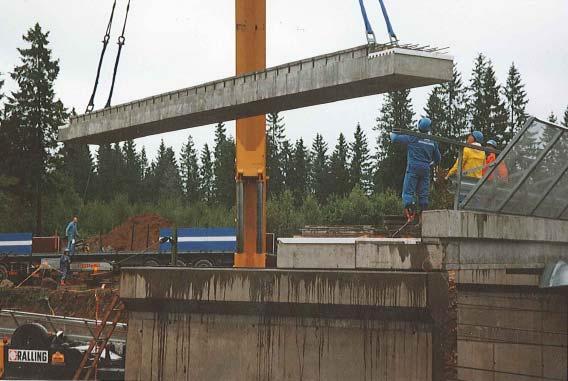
[233,0,266,268]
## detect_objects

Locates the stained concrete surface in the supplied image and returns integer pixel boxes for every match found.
[58,46,452,144]
[120,268,450,381]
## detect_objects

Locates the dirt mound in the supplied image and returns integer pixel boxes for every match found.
[88,214,173,252]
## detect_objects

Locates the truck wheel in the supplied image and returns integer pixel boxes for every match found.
[144,259,160,267]
[176,259,186,267]
[193,259,214,268]
[11,323,51,349]
[0,264,8,282]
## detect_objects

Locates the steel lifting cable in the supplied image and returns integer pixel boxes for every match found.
[86,0,117,113]
[105,0,131,108]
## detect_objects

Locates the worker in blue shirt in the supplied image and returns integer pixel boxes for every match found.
[65,216,79,255]
[390,117,441,221]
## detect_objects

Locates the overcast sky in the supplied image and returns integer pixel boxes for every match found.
[1,0,567,160]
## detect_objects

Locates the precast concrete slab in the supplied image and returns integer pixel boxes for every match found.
[120,267,451,381]
[59,46,453,144]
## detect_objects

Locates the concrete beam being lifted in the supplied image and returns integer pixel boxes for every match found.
[59,45,453,144]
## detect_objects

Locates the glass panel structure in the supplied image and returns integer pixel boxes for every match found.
[462,117,568,220]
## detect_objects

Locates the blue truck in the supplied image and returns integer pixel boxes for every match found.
[0,228,276,282]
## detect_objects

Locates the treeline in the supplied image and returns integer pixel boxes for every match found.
[1,24,567,238]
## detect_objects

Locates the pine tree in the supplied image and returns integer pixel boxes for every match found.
[329,133,351,197]
[138,146,151,201]
[180,135,201,204]
[266,112,286,196]
[289,138,309,204]
[548,112,558,124]
[563,106,568,127]
[310,133,330,203]
[424,65,468,167]
[199,143,215,203]
[468,54,508,144]
[374,90,414,193]
[5,23,68,233]
[349,123,371,192]
[212,122,235,207]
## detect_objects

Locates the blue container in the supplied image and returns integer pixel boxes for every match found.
[0,232,33,255]
[159,227,236,253]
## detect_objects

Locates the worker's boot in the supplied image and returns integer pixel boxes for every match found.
[403,204,417,223]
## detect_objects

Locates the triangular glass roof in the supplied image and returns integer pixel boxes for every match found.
[462,117,568,220]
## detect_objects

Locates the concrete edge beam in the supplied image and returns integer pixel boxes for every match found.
[59,46,452,144]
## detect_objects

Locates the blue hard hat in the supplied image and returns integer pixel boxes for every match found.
[472,131,484,143]
[418,117,432,132]
[486,139,497,148]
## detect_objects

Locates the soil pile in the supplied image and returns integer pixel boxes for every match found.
[88,214,173,252]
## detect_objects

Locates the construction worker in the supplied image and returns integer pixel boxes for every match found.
[65,216,79,256]
[445,131,486,180]
[390,117,441,221]
[483,139,509,181]
[60,249,70,286]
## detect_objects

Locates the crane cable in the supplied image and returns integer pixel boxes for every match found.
[357,0,398,45]
[105,0,131,108]
[85,0,117,113]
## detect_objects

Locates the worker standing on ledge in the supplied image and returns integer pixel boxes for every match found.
[390,117,441,222]
[445,131,486,180]
[65,216,79,256]
[483,139,509,181]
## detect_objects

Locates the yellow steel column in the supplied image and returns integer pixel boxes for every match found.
[234,0,266,267]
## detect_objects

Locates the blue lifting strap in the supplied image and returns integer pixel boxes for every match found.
[377,0,398,43]
[358,0,376,44]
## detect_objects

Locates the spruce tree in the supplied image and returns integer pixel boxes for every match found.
[199,143,215,203]
[95,143,114,201]
[374,90,414,193]
[349,123,371,192]
[468,54,508,144]
[329,133,351,197]
[289,138,309,204]
[266,112,286,196]
[563,106,568,127]
[5,23,67,233]
[424,65,468,167]
[180,135,201,204]
[280,140,294,191]
[60,143,94,201]
[310,133,330,203]
[139,146,151,201]
[502,63,528,144]
[152,140,182,200]
[548,112,558,124]
[122,140,143,202]
[212,122,235,207]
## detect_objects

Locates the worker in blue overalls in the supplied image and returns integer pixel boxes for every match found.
[390,117,441,222]
[65,216,79,256]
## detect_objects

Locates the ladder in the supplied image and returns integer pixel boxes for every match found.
[73,293,124,380]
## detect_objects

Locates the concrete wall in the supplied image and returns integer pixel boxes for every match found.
[121,268,450,381]
[59,47,452,144]
[277,237,443,271]
[457,287,567,381]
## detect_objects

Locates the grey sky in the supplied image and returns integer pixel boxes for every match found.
[1,0,567,161]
